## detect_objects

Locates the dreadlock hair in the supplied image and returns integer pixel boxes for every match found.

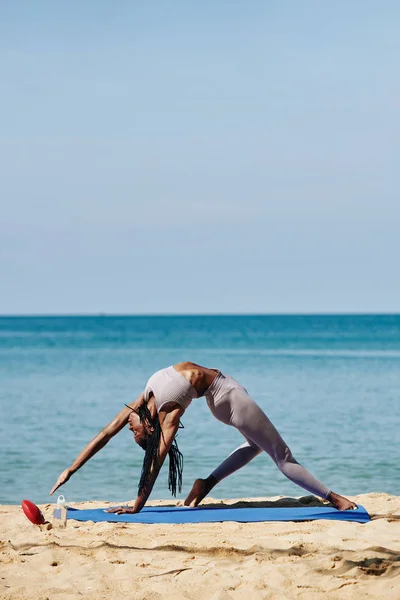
[136,402,184,497]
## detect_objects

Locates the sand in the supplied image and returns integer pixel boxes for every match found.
[1,493,399,600]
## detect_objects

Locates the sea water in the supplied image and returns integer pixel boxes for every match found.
[0,315,399,505]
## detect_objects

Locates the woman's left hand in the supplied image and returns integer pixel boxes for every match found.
[105,506,137,514]
[50,467,73,495]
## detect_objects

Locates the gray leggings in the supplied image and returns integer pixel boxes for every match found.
[206,386,330,499]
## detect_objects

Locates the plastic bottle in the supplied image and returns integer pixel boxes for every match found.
[53,494,67,528]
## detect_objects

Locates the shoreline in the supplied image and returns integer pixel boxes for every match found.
[1,493,399,599]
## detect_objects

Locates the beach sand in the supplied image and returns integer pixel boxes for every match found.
[1,493,399,600]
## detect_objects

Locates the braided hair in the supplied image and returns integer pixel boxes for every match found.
[135,402,184,497]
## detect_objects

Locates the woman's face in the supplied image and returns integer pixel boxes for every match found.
[128,411,150,449]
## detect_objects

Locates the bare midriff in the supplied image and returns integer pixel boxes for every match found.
[173,362,219,397]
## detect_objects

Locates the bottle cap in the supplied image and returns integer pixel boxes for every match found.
[57,495,66,506]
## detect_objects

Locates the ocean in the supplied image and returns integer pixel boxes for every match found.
[0,315,399,506]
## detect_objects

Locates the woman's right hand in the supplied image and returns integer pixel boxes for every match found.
[50,468,73,496]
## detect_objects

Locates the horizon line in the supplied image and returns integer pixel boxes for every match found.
[0,312,399,318]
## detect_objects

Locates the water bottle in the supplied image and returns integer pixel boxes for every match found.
[53,495,67,528]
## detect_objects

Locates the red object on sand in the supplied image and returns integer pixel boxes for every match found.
[21,500,46,525]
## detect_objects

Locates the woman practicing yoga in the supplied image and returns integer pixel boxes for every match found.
[50,362,357,513]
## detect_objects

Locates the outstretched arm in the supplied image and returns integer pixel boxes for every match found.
[108,403,184,514]
[49,393,146,495]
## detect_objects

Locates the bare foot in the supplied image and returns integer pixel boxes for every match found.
[328,492,358,511]
[184,476,217,507]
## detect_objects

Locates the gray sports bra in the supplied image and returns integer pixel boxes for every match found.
[144,366,198,413]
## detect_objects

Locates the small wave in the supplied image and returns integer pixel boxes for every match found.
[1,347,400,359]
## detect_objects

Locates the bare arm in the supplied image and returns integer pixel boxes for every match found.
[108,403,184,514]
[49,393,146,495]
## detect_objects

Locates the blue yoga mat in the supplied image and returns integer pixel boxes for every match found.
[67,505,370,524]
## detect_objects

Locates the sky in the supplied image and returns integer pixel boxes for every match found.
[1,0,399,314]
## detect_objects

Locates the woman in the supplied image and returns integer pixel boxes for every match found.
[50,362,357,513]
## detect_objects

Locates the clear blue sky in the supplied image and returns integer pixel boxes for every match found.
[1,1,399,314]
